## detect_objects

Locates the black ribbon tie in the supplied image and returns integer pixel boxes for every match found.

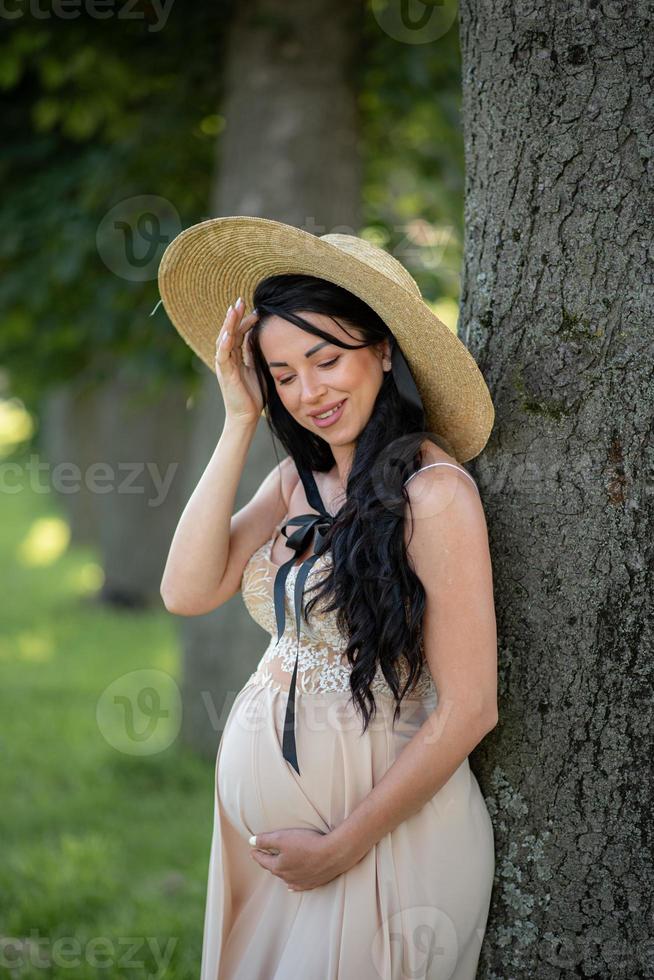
[271,466,335,776]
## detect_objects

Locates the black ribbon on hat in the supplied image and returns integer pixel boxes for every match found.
[273,466,335,776]
[390,338,424,417]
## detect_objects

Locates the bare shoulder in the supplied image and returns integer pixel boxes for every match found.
[403,440,484,542]
[404,440,479,496]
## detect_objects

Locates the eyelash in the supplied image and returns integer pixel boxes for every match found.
[278,356,340,386]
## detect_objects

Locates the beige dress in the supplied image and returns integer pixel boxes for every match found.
[200,463,495,980]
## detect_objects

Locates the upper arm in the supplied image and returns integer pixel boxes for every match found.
[403,467,498,724]
[177,455,298,615]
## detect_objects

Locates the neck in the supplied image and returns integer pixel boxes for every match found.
[330,443,354,490]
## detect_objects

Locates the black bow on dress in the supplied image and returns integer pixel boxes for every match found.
[272,467,335,776]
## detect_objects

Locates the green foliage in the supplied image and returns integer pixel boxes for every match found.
[359,0,464,302]
[0,452,213,977]
[0,9,231,413]
[1,2,464,415]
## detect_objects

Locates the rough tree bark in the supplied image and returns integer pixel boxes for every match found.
[458,2,653,977]
[178,0,365,757]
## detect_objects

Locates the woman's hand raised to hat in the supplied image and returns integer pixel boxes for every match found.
[215,299,262,425]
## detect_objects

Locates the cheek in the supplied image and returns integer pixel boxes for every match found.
[348,360,379,395]
[335,359,366,390]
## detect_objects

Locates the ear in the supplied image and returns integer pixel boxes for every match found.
[375,337,392,367]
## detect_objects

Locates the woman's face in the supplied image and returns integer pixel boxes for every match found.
[258,311,390,444]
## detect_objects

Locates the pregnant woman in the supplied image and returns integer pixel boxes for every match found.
[158,216,498,980]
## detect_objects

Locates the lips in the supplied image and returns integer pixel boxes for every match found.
[309,399,346,418]
[309,398,347,428]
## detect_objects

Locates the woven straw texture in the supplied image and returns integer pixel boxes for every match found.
[157,215,494,462]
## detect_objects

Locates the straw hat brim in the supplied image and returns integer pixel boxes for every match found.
[157,215,494,462]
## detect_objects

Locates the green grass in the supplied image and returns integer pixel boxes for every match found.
[0,448,214,979]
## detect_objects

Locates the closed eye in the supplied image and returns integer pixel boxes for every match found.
[278,356,340,385]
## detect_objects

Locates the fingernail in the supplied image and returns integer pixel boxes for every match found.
[226,304,233,315]
[236,296,242,308]
[248,835,257,846]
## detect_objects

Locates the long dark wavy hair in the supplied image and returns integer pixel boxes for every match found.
[248,273,439,734]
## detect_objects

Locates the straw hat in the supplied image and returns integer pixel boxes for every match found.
[155,215,494,462]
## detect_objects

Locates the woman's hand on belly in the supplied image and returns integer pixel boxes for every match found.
[249,827,352,891]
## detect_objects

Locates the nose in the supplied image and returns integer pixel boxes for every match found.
[299,379,328,404]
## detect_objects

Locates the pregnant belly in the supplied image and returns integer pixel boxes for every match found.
[216,676,434,842]
[216,678,333,840]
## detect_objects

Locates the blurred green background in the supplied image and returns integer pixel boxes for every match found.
[0,2,465,976]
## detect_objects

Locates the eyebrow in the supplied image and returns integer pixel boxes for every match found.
[267,340,333,367]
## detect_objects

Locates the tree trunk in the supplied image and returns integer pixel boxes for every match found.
[179,0,365,758]
[39,380,100,548]
[458,2,653,976]
[40,370,192,607]
[93,368,192,607]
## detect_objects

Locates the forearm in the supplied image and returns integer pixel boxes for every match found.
[327,699,497,869]
[160,417,258,605]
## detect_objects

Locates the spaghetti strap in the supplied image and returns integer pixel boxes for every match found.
[403,461,479,492]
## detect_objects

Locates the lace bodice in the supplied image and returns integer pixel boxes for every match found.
[240,526,437,702]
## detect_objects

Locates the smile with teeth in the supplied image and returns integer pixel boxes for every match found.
[314,400,345,419]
